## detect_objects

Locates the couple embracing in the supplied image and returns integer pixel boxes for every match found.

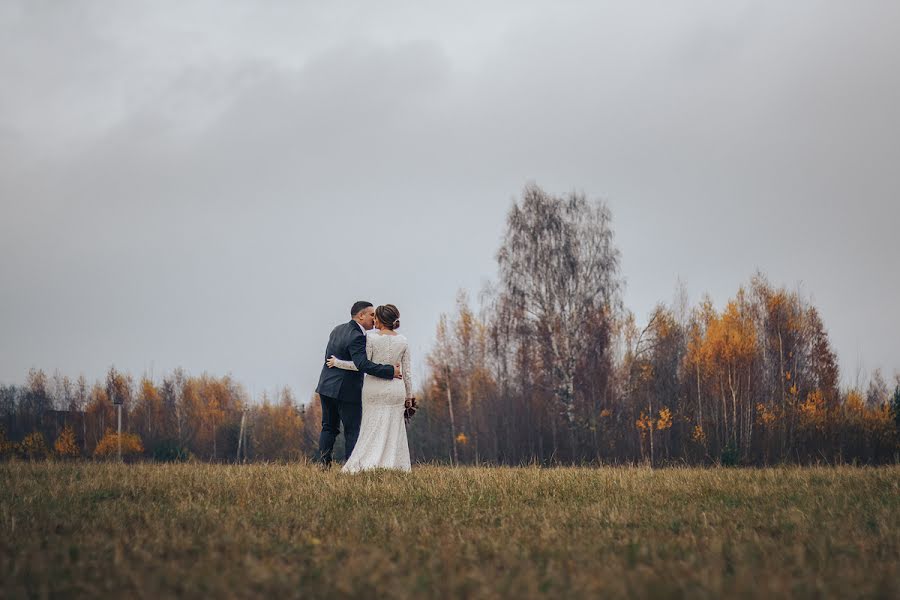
[314,301,416,473]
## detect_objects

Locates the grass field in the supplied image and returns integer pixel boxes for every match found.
[1,461,898,599]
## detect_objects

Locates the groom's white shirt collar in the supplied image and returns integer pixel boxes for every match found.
[354,320,365,335]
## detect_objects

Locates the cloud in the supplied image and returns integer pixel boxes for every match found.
[1,1,898,396]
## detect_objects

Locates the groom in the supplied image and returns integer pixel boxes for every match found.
[315,300,401,467]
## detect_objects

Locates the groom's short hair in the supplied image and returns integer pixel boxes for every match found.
[350,301,373,317]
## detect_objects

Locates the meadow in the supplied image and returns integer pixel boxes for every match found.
[1,461,898,599]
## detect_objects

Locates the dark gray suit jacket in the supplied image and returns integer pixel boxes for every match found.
[315,320,394,400]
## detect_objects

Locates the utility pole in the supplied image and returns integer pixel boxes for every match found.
[445,366,458,466]
[117,403,122,461]
[112,386,123,462]
[236,409,247,463]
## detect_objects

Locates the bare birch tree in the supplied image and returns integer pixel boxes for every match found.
[496,183,623,449]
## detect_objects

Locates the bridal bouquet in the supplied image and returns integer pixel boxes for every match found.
[404,397,418,424]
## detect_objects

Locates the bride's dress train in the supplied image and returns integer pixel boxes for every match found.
[331,331,413,473]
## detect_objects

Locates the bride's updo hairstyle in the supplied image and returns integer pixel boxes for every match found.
[375,304,401,330]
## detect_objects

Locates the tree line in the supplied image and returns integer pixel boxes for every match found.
[410,184,900,465]
[0,367,325,462]
[2,183,898,465]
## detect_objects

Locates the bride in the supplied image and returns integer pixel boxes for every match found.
[326,303,414,472]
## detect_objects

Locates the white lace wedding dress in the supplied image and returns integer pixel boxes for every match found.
[331,330,413,473]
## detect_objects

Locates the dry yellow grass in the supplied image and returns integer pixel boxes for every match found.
[1,461,898,599]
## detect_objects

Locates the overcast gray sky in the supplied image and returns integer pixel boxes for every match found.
[2,1,898,401]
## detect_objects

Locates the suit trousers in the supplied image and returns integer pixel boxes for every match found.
[317,385,363,465]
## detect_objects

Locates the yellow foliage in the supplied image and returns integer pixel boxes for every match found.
[635,411,653,432]
[844,390,865,414]
[656,407,673,431]
[800,389,827,431]
[253,396,305,461]
[690,299,757,399]
[840,390,894,438]
[862,403,895,436]
[54,425,80,458]
[637,408,673,432]
[456,433,469,446]
[756,403,778,427]
[599,409,611,418]
[703,301,757,366]
[20,431,48,459]
[94,429,144,458]
[692,424,706,444]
